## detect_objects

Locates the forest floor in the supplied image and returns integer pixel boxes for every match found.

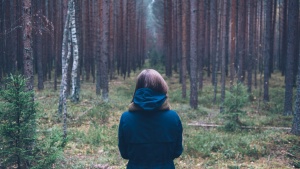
[35,67,300,169]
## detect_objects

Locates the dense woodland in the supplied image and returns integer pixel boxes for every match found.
[0,0,300,168]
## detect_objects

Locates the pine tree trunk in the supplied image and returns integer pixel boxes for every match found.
[181,0,187,99]
[292,59,300,135]
[230,0,237,88]
[95,0,101,95]
[263,0,272,102]
[190,0,198,109]
[284,0,298,115]
[198,0,205,90]
[220,0,227,113]
[101,0,109,100]
[23,0,34,91]
[237,0,246,83]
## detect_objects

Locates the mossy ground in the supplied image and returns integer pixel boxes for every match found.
[35,69,299,169]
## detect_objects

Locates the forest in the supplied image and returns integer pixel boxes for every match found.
[0,0,300,168]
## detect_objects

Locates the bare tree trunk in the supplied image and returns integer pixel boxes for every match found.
[58,0,71,139]
[284,0,299,115]
[190,0,198,109]
[70,0,80,102]
[198,0,205,90]
[181,0,187,98]
[220,0,227,113]
[100,0,109,100]
[23,0,34,91]
[230,0,237,88]
[263,0,272,102]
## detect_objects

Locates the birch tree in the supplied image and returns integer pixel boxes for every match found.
[59,0,72,138]
[70,0,80,103]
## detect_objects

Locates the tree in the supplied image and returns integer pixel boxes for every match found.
[181,0,187,98]
[263,0,272,102]
[0,75,65,168]
[220,0,227,113]
[58,0,72,138]
[292,59,300,135]
[100,0,109,100]
[230,0,237,88]
[284,0,299,116]
[237,0,246,83]
[190,0,198,109]
[23,0,34,91]
[198,0,205,90]
[70,0,80,103]
[0,75,36,168]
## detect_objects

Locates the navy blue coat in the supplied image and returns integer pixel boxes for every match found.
[118,88,183,169]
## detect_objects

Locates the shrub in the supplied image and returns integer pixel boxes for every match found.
[223,83,249,131]
[0,74,64,168]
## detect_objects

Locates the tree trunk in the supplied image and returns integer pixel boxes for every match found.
[230,0,237,88]
[58,0,71,140]
[190,0,198,109]
[292,58,300,135]
[181,0,187,99]
[100,0,109,100]
[263,0,272,102]
[23,0,34,91]
[220,0,227,113]
[70,0,80,102]
[237,0,246,83]
[198,0,205,90]
[284,0,299,115]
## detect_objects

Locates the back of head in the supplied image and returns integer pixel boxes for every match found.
[135,69,168,94]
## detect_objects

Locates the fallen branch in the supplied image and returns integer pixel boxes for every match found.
[187,123,291,131]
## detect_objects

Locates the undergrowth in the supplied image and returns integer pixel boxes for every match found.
[33,71,296,169]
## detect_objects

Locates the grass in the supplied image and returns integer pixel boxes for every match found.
[33,70,299,169]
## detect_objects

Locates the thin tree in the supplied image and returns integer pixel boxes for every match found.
[181,0,187,98]
[263,0,272,102]
[100,0,109,100]
[220,0,227,113]
[291,55,300,135]
[190,0,198,109]
[23,0,34,91]
[59,0,72,138]
[70,0,80,102]
[198,0,205,90]
[230,0,237,88]
[283,0,299,116]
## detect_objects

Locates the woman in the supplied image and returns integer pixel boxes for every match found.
[118,69,183,169]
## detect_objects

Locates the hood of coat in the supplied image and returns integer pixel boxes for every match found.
[129,88,170,111]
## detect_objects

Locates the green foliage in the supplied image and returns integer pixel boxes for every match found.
[148,49,164,70]
[0,74,64,168]
[185,128,270,162]
[31,127,66,169]
[87,102,112,124]
[223,83,249,131]
[0,74,37,168]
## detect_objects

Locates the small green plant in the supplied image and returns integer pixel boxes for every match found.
[223,83,249,131]
[0,74,64,168]
[0,74,38,168]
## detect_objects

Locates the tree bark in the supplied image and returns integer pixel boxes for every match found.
[263,0,272,102]
[23,0,34,91]
[70,0,80,102]
[100,0,109,100]
[190,0,198,109]
[181,0,187,99]
[230,0,237,88]
[284,0,299,115]
[58,0,72,139]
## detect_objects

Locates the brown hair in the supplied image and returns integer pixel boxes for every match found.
[134,69,168,94]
